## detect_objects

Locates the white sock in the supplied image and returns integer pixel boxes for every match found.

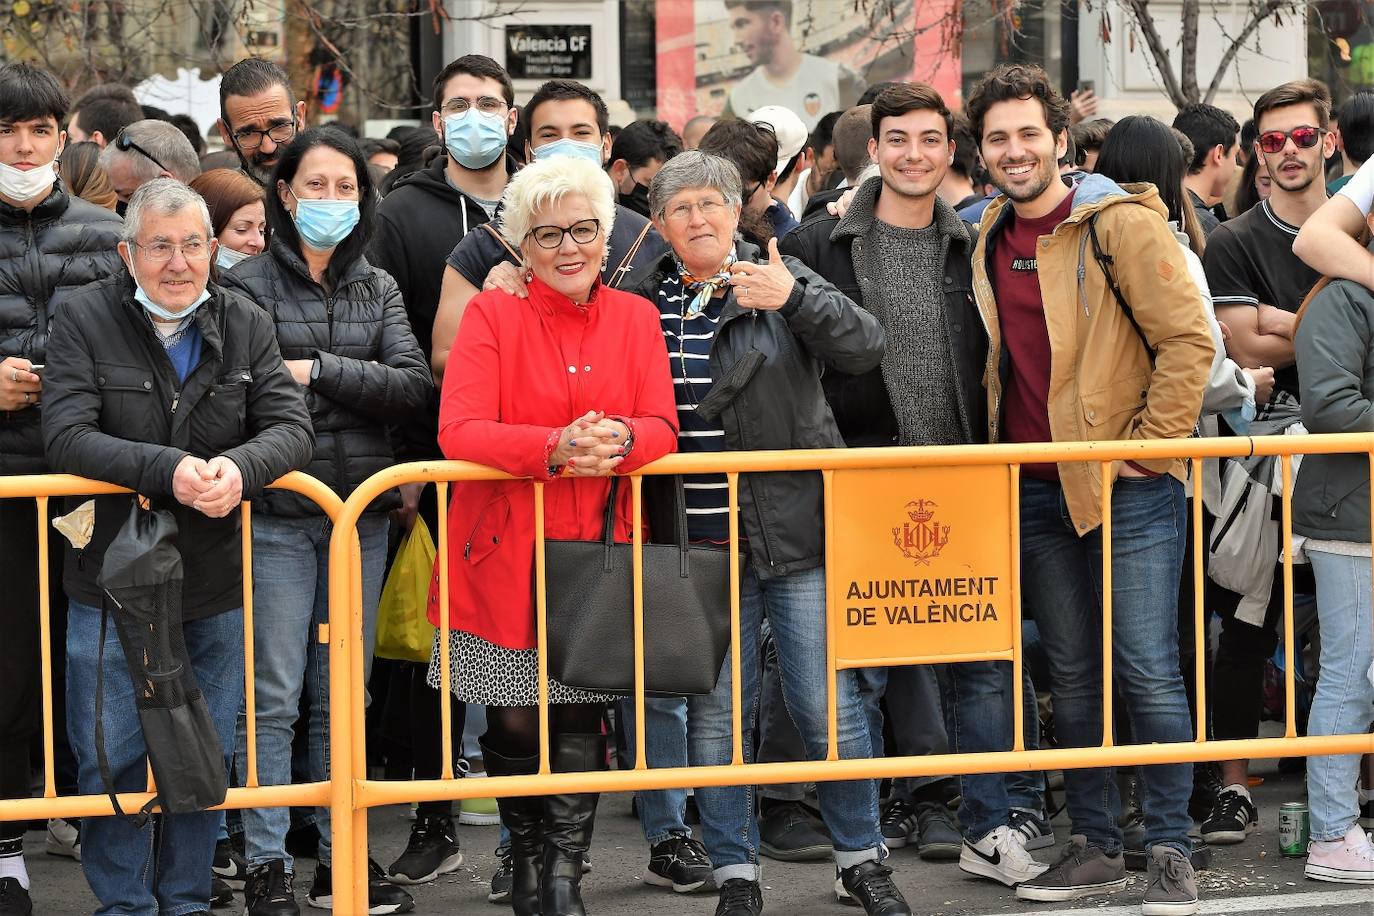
[1221,783,1252,801]
[0,853,30,891]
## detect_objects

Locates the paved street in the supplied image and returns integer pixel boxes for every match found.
[20,753,1374,915]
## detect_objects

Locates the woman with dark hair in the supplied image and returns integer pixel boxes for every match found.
[1233,152,1272,217]
[57,140,117,210]
[219,127,431,915]
[189,167,266,272]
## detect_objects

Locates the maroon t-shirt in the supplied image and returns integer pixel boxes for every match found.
[991,190,1075,481]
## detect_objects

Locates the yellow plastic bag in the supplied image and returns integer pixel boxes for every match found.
[375,518,437,663]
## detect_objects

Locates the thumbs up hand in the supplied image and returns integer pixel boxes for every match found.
[727,237,796,311]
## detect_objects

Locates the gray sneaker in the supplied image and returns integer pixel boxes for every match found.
[1143,846,1199,915]
[1015,835,1127,902]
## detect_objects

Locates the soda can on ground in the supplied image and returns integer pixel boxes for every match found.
[1278,801,1310,857]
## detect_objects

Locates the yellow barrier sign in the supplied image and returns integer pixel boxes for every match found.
[828,466,1015,667]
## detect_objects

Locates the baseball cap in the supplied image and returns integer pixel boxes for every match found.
[748,105,808,176]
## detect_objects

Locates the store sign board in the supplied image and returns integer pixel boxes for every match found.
[506,25,592,80]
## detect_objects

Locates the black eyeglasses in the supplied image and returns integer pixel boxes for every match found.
[230,121,297,152]
[115,130,169,173]
[527,218,601,249]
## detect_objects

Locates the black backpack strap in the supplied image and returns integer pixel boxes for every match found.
[1088,214,1156,367]
[96,596,158,828]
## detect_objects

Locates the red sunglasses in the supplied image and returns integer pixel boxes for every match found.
[1257,126,1323,154]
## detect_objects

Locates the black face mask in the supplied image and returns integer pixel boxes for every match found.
[618,182,651,217]
[115,199,127,218]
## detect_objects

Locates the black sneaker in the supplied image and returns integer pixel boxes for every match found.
[491,851,516,906]
[243,859,298,916]
[644,835,712,893]
[836,860,912,915]
[1201,788,1258,845]
[914,801,962,862]
[307,860,414,914]
[487,849,512,904]
[386,813,463,885]
[1188,763,1221,824]
[210,875,236,909]
[213,837,249,889]
[714,878,763,916]
[879,799,919,848]
[0,878,32,916]
[759,800,833,862]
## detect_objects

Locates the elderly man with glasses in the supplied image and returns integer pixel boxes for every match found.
[42,177,312,916]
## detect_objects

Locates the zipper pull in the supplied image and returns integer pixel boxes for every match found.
[463,541,472,560]
[171,390,180,413]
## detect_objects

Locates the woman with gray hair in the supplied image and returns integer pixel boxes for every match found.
[622,150,907,916]
[431,154,678,916]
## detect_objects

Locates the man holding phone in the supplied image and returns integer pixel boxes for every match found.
[0,61,122,914]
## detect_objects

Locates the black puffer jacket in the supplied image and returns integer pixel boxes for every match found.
[626,240,884,580]
[221,240,431,515]
[0,182,123,473]
[43,275,314,618]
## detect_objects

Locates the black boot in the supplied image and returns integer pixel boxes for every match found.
[481,738,543,916]
[540,732,605,916]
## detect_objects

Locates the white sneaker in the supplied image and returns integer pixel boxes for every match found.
[45,817,80,861]
[1305,824,1374,885]
[959,824,1050,886]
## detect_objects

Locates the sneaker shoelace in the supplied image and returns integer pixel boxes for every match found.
[1156,851,1190,889]
[880,800,916,828]
[1210,791,1252,824]
[719,879,758,907]
[852,864,899,898]
[671,837,710,867]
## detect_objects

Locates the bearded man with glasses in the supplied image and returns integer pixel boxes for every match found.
[217,58,307,185]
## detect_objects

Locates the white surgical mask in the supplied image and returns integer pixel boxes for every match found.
[0,159,56,204]
[532,138,603,166]
[216,246,251,272]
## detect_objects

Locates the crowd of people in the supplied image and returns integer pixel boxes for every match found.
[0,25,1369,916]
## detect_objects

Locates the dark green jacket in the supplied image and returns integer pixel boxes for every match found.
[1294,277,1374,541]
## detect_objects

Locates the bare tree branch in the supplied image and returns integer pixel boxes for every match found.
[1120,0,1188,106]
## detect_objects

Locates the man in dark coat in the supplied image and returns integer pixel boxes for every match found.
[43,178,312,916]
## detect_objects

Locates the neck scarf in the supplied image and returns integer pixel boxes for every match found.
[676,252,736,318]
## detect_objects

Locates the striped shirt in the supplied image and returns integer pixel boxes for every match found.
[657,276,732,543]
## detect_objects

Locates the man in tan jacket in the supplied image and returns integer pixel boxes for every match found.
[966,64,1214,916]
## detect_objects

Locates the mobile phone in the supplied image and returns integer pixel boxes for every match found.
[1078,80,1095,95]
[28,364,43,375]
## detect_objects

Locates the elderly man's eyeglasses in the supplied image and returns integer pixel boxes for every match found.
[528,218,601,249]
[115,130,169,173]
[231,121,296,152]
[134,239,211,262]
[442,96,507,116]
[664,198,728,223]
[1257,126,1323,154]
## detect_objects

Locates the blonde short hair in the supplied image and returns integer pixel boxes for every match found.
[499,155,616,254]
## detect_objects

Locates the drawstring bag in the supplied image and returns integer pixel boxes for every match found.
[96,500,227,824]
[376,518,438,663]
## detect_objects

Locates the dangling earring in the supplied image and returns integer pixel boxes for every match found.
[524,267,534,284]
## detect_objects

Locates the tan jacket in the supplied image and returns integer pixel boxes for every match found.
[971,176,1215,534]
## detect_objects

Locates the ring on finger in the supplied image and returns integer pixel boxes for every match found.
[22,392,30,403]
[10,370,16,382]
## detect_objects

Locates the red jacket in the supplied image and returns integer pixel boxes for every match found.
[428,278,679,648]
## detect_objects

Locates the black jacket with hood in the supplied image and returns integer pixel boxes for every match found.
[43,275,314,618]
[625,239,884,580]
[0,181,123,473]
[221,240,432,516]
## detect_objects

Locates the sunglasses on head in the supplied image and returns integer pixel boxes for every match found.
[115,129,170,174]
[1257,126,1323,154]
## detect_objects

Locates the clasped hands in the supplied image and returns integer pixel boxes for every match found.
[551,410,630,477]
[172,454,244,518]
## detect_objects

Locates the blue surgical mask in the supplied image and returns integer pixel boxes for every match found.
[132,267,210,322]
[216,246,251,272]
[444,109,508,170]
[532,137,603,166]
[289,189,360,251]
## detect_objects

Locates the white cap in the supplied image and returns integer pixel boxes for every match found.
[748,105,808,177]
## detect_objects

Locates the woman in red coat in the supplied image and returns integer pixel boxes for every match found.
[428,155,678,916]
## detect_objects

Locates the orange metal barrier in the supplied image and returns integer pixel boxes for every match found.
[0,471,346,827]
[326,434,1374,911]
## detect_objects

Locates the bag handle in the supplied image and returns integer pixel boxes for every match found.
[594,475,693,570]
[96,598,159,829]
[1088,215,1156,368]
[608,222,653,289]
[481,222,523,263]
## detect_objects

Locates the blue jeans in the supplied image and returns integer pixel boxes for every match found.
[236,512,389,870]
[944,661,1045,839]
[1019,476,1193,855]
[618,695,693,845]
[1305,549,1374,840]
[67,600,244,916]
[688,563,880,883]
